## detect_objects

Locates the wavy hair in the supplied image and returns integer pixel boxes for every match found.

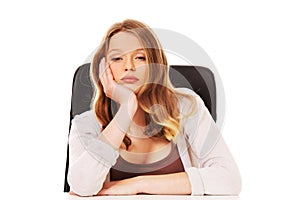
[91,19,195,149]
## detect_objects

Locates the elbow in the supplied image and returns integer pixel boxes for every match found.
[219,168,242,195]
[67,171,103,197]
[225,172,242,195]
[200,166,242,195]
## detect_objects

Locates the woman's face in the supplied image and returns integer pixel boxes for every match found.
[106,32,148,93]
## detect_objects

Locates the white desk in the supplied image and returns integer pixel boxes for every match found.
[65,193,240,200]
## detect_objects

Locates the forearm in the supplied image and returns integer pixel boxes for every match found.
[98,110,127,149]
[99,99,137,149]
[137,172,192,195]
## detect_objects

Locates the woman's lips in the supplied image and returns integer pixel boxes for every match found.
[121,76,139,83]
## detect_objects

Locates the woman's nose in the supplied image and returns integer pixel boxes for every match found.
[125,66,136,71]
[124,58,135,71]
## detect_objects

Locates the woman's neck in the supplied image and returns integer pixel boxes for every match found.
[128,106,147,139]
[132,106,146,127]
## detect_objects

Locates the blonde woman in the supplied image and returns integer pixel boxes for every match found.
[67,19,241,196]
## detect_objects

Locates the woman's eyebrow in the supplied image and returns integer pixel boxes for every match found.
[107,49,122,54]
[134,48,145,52]
[107,48,145,57]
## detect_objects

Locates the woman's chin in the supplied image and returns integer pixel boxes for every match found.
[123,84,141,94]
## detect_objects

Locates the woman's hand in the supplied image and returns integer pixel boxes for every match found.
[97,177,142,196]
[99,58,136,105]
[98,58,138,144]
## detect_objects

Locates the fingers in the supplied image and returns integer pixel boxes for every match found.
[99,58,105,77]
[99,58,119,100]
[99,58,110,81]
[99,58,115,89]
[98,57,137,107]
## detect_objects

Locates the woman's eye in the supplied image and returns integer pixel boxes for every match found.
[111,57,122,61]
[135,56,146,61]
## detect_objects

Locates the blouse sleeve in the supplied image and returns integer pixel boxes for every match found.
[185,136,242,195]
[179,88,242,195]
[67,110,119,196]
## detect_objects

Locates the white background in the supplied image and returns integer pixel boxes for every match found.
[0,0,299,200]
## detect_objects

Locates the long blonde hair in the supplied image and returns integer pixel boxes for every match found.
[91,19,195,148]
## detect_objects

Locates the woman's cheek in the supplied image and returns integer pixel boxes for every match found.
[110,66,120,82]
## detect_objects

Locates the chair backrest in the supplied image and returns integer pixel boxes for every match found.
[64,63,216,192]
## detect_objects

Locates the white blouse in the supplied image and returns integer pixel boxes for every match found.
[67,88,242,196]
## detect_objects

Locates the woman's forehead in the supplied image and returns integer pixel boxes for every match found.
[108,32,144,54]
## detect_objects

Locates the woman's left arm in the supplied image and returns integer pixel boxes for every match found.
[140,136,241,196]
[97,172,191,195]
[97,135,241,196]
[185,135,242,195]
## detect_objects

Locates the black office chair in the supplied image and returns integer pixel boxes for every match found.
[64,63,216,192]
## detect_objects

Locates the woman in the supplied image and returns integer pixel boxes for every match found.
[67,19,241,196]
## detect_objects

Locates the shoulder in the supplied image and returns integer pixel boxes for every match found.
[174,87,206,113]
[175,89,217,158]
[175,87,204,103]
[175,87,197,96]
[71,110,102,135]
[72,110,99,124]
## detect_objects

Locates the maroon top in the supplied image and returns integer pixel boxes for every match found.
[110,143,184,181]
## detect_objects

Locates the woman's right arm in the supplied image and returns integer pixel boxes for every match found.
[97,57,138,149]
[68,59,137,196]
[67,111,119,196]
[68,98,137,196]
